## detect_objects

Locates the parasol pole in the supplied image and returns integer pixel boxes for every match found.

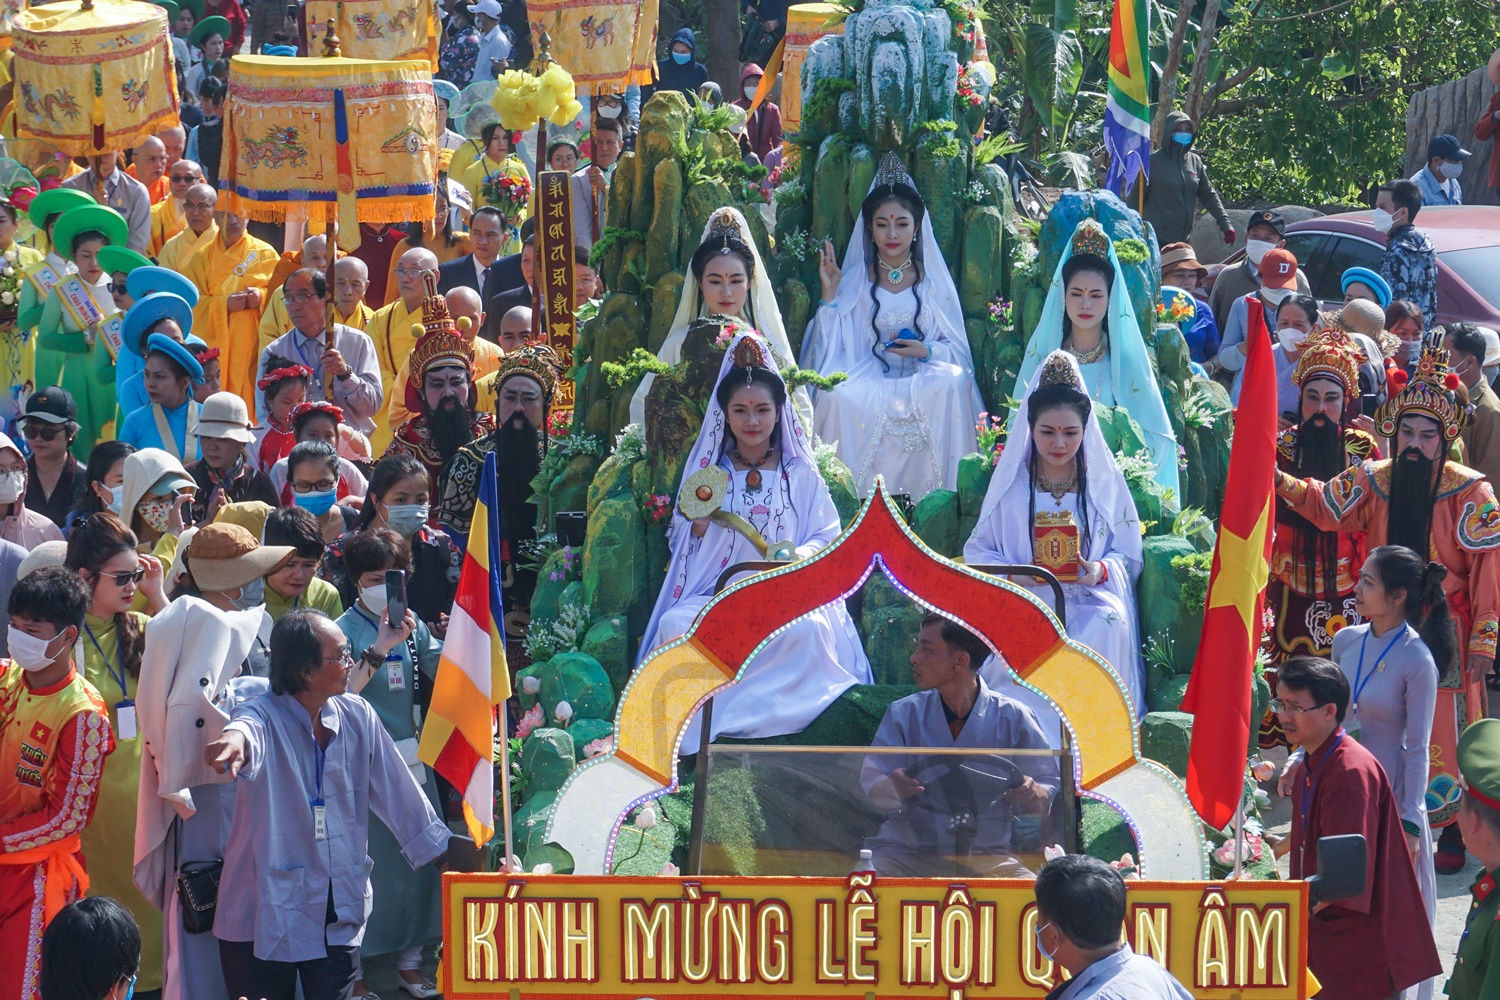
[320,19,341,365]
[529,31,554,345]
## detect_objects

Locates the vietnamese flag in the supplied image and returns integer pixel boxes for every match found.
[1180,296,1277,830]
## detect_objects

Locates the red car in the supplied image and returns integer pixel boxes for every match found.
[1207,205,1500,329]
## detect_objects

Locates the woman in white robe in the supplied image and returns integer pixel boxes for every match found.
[629,206,811,430]
[800,153,983,498]
[964,350,1147,717]
[639,331,871,745]
[1013,219,1180,498]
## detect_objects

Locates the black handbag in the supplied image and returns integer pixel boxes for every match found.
[175,860,222,935]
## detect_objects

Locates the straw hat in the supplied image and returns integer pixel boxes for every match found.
[1340,298,1386,339]
[183,522,294,593]
[198,391,254,443]
[17,541,67,580]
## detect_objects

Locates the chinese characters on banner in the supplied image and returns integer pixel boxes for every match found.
[535,169,576,413]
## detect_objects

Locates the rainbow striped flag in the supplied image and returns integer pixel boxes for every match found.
[1104,0,1151,194]
[418,452,511,847]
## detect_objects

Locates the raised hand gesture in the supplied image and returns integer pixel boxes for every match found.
[818,239,841,304]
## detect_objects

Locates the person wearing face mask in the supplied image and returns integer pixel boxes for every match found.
[69,440,134,533]
[184,392,277,523]
[263,505,345,622]
[282,439,361,548]
[730,63,784,163]
[329,454,458,635]
[1125,109,1234,248]
[0,567,114,1000]
[643,29,708,101]
[382,296,495,500]
[267,405,371,507]
[1446,322,1500,487]
[1031,854,1193,999]
[1207,208,1312,329]
[1216,246,1305,403]
[0,430,63,549]
[334,528,443,999]
[39,896,142,1000]
[1376,180,1439,333]
[118,448,197,609]
[1411,132,1470,206]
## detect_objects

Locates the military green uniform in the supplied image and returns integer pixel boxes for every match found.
[1449,718,1500,999]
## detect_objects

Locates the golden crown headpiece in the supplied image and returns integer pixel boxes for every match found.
[1070,219,1111,260]
[708,208,746,244]
[1291,328,1362,394]
[731,333,773,370]
[1036,350,1085,392]
[495,343,562,400]
[1375,342,1468,441]
[405,326,475,403]
[872,151,917,194]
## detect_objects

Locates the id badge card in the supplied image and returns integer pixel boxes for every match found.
[1345,713,1362,743]
[313,799,327,841]
[115,699,137,740]
[386,650,405,692]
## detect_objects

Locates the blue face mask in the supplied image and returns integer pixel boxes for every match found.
[1172,131,1194,146]
[671,50,691,65]
[122,976,137,1000]
[1036,922,1058,962]
[293,488,338,517]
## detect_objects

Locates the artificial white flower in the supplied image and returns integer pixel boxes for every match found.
[521,675,541,695]
[634,806,657,830]
[553,700,573,723]
[658,862,680,876]
[531,862,554,874]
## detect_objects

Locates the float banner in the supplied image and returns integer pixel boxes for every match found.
[535,168,575,413]
[443,873,1312,999]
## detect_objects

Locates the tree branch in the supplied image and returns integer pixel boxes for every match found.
[1182,0,1222,121]
[1204,65,1257,109]
[1152,0,1199,145]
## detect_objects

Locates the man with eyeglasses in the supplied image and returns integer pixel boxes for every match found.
[258,268,383,438]
[149,158,203,256]
[258,234,330,359]
[157,181,217,275]
[207,608,448,1000]
[383,286,495,500]
[20,388,84,531]
[365,247,441,453]
[1273,656,1439,999]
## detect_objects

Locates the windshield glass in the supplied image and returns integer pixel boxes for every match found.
[693,745,1076,877]
[1440,247,1500,310]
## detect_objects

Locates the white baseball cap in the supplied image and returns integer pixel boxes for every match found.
[467,0,502,16]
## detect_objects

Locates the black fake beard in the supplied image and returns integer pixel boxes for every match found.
[496,413,543,538]
[1292,413,1347,482]
[429,398,473,463]
[1387,446,1439,557]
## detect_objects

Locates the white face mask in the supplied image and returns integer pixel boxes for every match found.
[1372,208,1395,234]
[743,85,758,101]
[1261,286,1294,308]
[1277,327,1309,353]
[597,104,623,119]
[1245,239,1275,266]
[104,483,124,516]
[1440,160,1464,180]
[360,584,388,615]
[0,469,24,504]
[7,625,66,672]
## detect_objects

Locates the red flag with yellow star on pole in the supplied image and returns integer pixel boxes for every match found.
[1180,296,1277,830]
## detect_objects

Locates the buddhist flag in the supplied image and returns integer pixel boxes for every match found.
[1104,0,1151,194]
[418,452,511,846]
[1180,297,1276,830]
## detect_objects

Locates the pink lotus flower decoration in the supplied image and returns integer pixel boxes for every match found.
[515,702,544,739]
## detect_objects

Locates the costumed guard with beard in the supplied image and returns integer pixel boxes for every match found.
[436,344,562,643]
[1277,342,1500,872]
[382,276,496,500]
[1261,330,1379,748]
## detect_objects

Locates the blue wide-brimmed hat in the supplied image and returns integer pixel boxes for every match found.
[126,265,200,309]
[146,332,205,384]
[1340,266,1392,310]
[124,292,194,358]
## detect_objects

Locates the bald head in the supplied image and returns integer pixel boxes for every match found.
[394,247,441,306]
[498,305,532,353]
[167,158,203,202]
[333,255,370,314]
[183,182,217,234]
[157,125,187,165]
[133,136,167,186]
[445,287,484,342]
[302,234,328,271]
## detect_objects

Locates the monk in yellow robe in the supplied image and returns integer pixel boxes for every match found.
[148,158,202,255]
[364,246,439,454]
[157,182,218,275]
[185,211,276,409]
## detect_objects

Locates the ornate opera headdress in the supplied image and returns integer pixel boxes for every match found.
[403,271,476,413]
[1375,341,1468,441]
[494,343,563,403]
[1291,328,1362,394]
[1070,219,1112,261]
[1037,349,1085,391]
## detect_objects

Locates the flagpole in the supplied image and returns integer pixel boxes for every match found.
[1232,793,1245,878]
[497,700,515,869]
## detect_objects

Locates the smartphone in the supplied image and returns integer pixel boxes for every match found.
[883,328,920,350]
[1359,393,1379,417]
[384,569,408,629]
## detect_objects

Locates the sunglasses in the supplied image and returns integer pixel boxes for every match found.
[22,423,65,440]
[107,281,126,294]
[97,568,146,586]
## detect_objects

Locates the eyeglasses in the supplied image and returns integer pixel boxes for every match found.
[184,200,215,211]
[395,267,436,278]
[291,480,338,493]
[1268,698,1324,716]
[285,291,324,304]
[97,567,146,586]
[323,646,353,664]
[22,423,64,440]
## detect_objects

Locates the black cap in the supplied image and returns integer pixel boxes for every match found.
[1427,133,1472,161]
[1248,209,1286,237]
[23,386,76,424]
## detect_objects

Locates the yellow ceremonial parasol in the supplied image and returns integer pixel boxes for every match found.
[11,0,178,156]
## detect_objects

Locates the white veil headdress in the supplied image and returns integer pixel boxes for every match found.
[800,151,974,378]
[976,349,1142,568]
[629,207,809,428]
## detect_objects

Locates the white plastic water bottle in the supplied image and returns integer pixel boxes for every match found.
[851,849,876,874]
